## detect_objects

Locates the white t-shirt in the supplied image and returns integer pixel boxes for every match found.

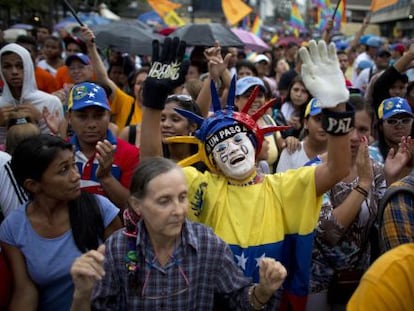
[276,141,310,173]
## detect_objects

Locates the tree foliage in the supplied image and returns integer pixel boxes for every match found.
[0,0,131,28]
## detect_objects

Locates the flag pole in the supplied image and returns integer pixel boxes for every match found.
[62,0,84,26]
[332,0,342,20]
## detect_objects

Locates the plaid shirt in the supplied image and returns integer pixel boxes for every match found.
[92,220,278,310]
[382,170,414,251]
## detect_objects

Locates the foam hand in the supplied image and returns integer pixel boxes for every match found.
[299,40,349,108]
[143,37,188,110]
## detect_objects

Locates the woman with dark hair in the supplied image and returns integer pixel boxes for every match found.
[369,97,414,166]
[277,98,327,172]
[0,134,122,311]
[276,76,311,138]
[306,98,386,310]
[70,157,287,310]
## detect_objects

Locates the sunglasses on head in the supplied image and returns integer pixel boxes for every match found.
[166,94,193,103]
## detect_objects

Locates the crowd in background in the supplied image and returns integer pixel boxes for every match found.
[0,15,413,311]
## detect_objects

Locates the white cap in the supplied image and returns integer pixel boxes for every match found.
[253,54,270,64]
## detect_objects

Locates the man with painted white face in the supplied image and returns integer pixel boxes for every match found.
[139,37,353,311]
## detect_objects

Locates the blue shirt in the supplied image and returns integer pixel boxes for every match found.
[0,194,119,311]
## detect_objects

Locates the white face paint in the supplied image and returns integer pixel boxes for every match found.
[212,132,256,180]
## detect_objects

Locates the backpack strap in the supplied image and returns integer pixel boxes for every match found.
[125,102,136,127]
[128,125,137,145]
[376,184,414,254]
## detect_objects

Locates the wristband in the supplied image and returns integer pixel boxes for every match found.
[354,184,368,198]
[321,104,355,136]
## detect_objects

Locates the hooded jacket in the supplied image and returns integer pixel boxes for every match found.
[0,43,63,144]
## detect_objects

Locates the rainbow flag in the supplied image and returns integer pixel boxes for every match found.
[312,0,330,9]
[251,15,262,37]
[290,3,305,32]
[333,0,346,30]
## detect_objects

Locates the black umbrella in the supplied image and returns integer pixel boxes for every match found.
[91,21,163,55]
[168,23,244,47]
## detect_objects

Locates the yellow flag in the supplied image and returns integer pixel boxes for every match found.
[270,34,279,45]
[164,10,186,27]
[221,0,253,26]
[147,0,181,17]
[370,0,398,12]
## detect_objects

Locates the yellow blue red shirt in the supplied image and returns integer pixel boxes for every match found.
[184,165,322,310]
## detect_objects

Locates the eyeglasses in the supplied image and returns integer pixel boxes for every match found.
[384,118,413,126]
[141,257,190,300]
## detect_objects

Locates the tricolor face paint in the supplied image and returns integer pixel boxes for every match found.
[212,132,256,180]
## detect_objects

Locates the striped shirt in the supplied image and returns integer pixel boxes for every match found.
[0,151,29,218]
[92,220,278,310]
[382,170,414,251]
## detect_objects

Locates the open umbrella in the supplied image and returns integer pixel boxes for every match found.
[3,28,28,43]
[231,28,269,52]
[91,21,163,56]
[168,23,244,47]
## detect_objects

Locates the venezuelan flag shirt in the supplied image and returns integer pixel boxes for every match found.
[184,166,322,311]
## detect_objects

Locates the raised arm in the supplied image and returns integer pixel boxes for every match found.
[70,245,106,311]
[196,41,231,117]
[140,38,188,160]
[299,40,352,196]
[79,26,118,99]
[345,14,370,59]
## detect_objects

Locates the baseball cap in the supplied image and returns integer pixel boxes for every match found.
[357,60,373,70]
[253,54,270,64]
[376,49,391,57]
[235,76,266,96]
[305,98,322,118]
[68,82,110,111]
[378,97,414,120]
[391,43,405,54]
[359,34,374,45]
[366,36,382,48]
[65,53,91,66]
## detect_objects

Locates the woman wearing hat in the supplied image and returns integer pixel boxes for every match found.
[276,98,327,172]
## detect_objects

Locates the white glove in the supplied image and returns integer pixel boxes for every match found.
[299,40,349,108]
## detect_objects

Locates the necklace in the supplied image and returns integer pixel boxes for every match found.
[227,173,263,187]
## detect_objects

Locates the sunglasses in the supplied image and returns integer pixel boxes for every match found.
[384,118,413,126]
[166,94,193,103]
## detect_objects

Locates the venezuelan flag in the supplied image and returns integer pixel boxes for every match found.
[290,3,305,33]
[251,15,262,37]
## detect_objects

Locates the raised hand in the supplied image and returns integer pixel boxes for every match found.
[71,244,106,297]
[356,136,373,189]
[95,140,116,180]
[142,37,188,110]
[254,257,287,303]
[42,106,60,135]
[384,136,414,185]
[299,40,349,108]
[204,41,231,80]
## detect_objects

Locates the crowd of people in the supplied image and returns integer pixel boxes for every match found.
[0,17,414,311]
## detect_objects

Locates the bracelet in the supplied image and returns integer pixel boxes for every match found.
[249,285,266,310]
[354,185,368,198]
[252,285,267,305]
[321,103,355,136]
